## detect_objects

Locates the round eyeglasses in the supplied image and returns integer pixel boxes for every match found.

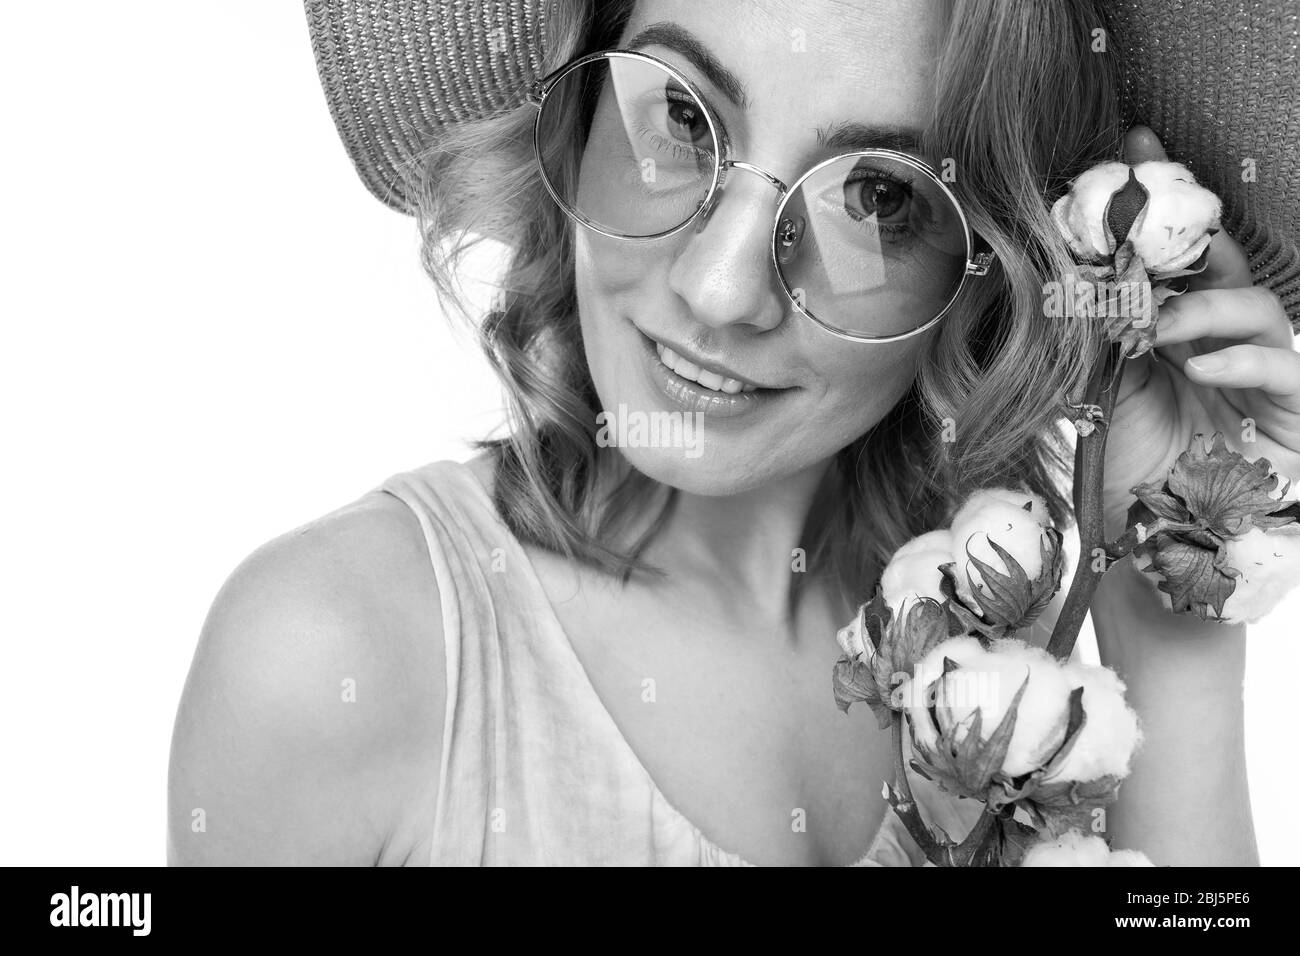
[526,49,995,343]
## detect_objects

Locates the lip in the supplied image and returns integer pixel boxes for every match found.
[635,328,796,420]
[640,332,772,390]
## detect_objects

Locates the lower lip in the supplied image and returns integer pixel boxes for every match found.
[637,331,794,420]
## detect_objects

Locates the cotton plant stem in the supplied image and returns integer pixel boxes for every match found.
[886,711,950,866]
[886,711,1005,866]
[1047,342,1128,660]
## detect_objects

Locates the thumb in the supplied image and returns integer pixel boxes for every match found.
[1121,125,1168,165]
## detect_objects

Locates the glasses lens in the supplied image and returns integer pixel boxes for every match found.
[536,54,719,237]
[775,153,970,338]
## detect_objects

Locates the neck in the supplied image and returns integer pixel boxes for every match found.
[606,453,849,635]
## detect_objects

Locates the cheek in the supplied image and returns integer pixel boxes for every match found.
[807,336,930,439]
[575,228,666,369]
[575,228,659,302]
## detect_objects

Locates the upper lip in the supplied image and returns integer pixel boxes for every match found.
[640,329,788,390]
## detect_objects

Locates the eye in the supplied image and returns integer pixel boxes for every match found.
[845,172,912,223]
[662,87,710,147]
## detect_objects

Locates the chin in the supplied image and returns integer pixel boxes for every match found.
[607,440,794,497]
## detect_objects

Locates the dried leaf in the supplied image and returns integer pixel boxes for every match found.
[1024,776,1123,835]
[910,671,1029,800]
[996,814,1043,868]
[1168,433,1291,536]
[953,531,1064,633]
[963,537,1032,621]
[1125,433,1300,619]
[860,588,892,653]
[833,657,877,715]
[1143,533,1238,619]
[1130,480,1194,524]
[937,561,1005,640]
[1111,246,1157,356]
[888,599,951,678]
[1037,685,1087,779]
[834,589,953,727]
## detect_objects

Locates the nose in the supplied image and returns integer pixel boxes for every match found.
[666,164,790,335]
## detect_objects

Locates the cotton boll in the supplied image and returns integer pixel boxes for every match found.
[835,611,868,660]
[892,529,956,561]
[951,501,1050,577]
[1107,849,1156,867]
[1128,161,1222,275]
[950,501,1050,612]
[897,637,985,710]
[1021,829,1153,867]
[895,637,985,753]
[1050,162,1132,260]
[1021,830,1111,867]
[1220,527,1300,625]
[881,549,952,613]
[881,530,955,613]
[980,640,1075,774]
[907,637,987,693]
[932,639,1073,777]
[1047,663,1143,783]
[954,488,1051,528]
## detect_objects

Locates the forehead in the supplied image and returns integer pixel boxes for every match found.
[618,0,946,138]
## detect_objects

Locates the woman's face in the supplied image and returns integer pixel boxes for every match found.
[574,0,949,494]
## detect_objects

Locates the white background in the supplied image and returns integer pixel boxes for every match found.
[1,2,1295,865]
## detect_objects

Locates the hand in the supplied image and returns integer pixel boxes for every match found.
[1100,126,1300,538]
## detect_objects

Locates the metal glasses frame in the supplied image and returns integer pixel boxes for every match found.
[525,49,996,343]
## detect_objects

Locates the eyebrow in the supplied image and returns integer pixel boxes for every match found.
[817,120,924,154]
[627,22,751,110]
[625,21,925,155]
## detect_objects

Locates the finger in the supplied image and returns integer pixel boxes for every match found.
[1154,287,1296,350]
[1183,342,1300,410]
[1185,227,1255,292]
[1121,125,1168,164]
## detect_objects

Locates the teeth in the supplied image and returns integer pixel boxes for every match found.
[656,343,757,393]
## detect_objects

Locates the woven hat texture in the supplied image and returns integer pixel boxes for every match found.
[1107,0,1299,319]
[306,0,550,212]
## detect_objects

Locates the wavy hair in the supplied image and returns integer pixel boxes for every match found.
[413,0,1125,603]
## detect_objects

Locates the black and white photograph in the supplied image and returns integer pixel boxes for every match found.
[5,0,1300,892]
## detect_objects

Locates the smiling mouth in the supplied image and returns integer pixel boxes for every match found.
[653,342,758,394]
[634,326,797,419]
[638,329,788,395]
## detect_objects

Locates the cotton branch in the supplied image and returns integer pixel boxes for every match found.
[1047,341,1128,660]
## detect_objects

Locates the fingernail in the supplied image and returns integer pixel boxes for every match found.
[1188,354,1228,374]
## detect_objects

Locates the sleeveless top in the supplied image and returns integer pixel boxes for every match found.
[374,459,984,866]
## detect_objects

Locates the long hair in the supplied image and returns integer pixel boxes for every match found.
[413,0,1124,604]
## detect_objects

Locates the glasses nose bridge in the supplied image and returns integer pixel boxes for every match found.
[694,159,789,233]
[723,159,788,196]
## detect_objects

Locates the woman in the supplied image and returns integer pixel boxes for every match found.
[167,0,1298,865]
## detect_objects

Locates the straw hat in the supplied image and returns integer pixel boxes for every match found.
[305,0,1300,325]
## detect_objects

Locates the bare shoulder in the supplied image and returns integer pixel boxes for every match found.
[167,481,448,865]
